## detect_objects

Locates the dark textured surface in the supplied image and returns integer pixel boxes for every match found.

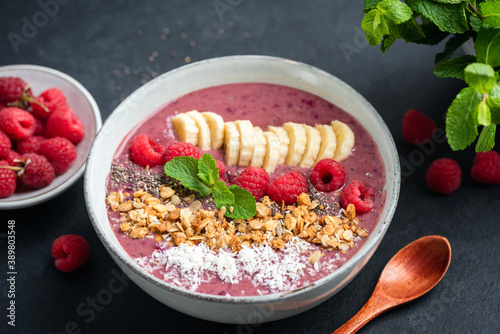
[1,1,499,333]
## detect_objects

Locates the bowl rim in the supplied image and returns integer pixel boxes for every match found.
[85,55,400,304]
[0,64,102,210]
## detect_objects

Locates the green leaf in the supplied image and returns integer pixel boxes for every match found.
[476,125,496,152]
[431,0,466,3]
[464,63,497,94]
[381,34,397,53]
[414,21,450,45]
[164,156,211,197]
[487,85,500,123]
[475,27,500,67]
[446,87,482,150]
[396,17,426,42]
[362,9,390,46]
[197,153,218,186]
[211,180,235,205]
[406,0,469,34]
[435,33,471,64]
[217,185,256,220]
[477,99,491,126]
[376,0,413,24]
[434,55,476,79]
[469,15,483,32]
[479,1,500,28]
[364,0,384,12]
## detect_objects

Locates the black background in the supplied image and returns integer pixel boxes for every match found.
[1,1,499,333]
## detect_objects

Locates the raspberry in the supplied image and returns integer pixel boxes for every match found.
[0,102,7,111]
[216,160,226,179]
[129,134,166,168]
[0,160,16,198]
[267,170,309,205]
[33,116,46,135]
[45,105,85,144]
[470,150,500,184]
[38,137,77,174]
[51,234,90,272]
[340,180,375,213]
[18,153,55,189]
[0,107,36,140]
[5,150,20,166]
[16,135,47,154]
[425,158,462,194]
[163,142,201,162]
[401,109,436,146]
[31,87,67,120]
[0,130,11,158]
[310,158,346,192]
[0,77,32,103]
[232,166,270,200]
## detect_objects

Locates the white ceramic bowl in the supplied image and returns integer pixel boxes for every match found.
[85,56,400,324]
[0,64,101,210]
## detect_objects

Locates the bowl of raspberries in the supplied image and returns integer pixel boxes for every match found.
[0,64,101,209]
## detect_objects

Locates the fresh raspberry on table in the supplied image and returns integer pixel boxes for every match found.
[163,141,201,162]
[45,105,85,144]
[310,158,346,192]
[31,87,67,120]
[18,153,55,189]
[5,150,20,166]
[33,116,46,135]
[401,108,436,146]
[232,166,270,200]
[216,160,226,179]
[129,134,167,168]
[0,130,11,158]
[38,137,77,174]
[470,150,500,184]
[0,77,32,103]
[425,158,461,194]
[16,135,47,154]
[340,180,375,213]
[0,107,36,140]
[51,234,90,272]
[267,170,309,205]
[0,159,16,198]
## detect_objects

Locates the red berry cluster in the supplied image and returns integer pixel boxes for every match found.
[0,77,83,198]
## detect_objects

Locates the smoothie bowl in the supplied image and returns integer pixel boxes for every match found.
[85,56,400,324]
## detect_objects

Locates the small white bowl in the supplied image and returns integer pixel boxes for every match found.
[0,65,102,210]
[85,56,400,324]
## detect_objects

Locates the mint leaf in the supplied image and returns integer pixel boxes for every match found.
[414,21,449,45]
[376,0,413,24]
[435,33,470,64]
[362,9,390,46]
[406,0,469,34]
[476,125,496,152]
[397,17,426,42]
[211,180,235,205]
[364,0,384,12]
[479,1,500,28]
[475,27,500,67]
[431,0,466,3]
[487,85,500,123]
[381,34,397,53]
[197,153,218,186]
[464,63,496,94]
[217,185,256,220]
[164,156,211,197]
[477,99,491,126]
[434,55,476,79]
[469,15,483,32]
[446,87,482,150]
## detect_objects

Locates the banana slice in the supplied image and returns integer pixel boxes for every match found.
[224,122,240,166]
[268,126,290,165]
[235,120,254,167]
[262,131,280,174]
[283,122,307,166]
[315,124,337,163]
[299,125,321,168]
[185,110,211,150]
[202,111,225,150]
[250,127,266,168]
[171,113,199,145]
[331,120,355,162]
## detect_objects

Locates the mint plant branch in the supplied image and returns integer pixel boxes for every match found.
[362,0,500,152]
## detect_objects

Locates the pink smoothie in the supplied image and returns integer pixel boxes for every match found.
[106,83,386,297]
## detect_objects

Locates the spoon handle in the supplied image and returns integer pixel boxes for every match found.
[332,290,394,334]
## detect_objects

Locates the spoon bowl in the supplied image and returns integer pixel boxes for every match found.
[333,235,452,334]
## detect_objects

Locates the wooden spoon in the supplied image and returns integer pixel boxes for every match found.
[333,235,452,334]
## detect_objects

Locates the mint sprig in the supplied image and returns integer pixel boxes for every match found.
[164,153,256,220]
[361,0,500,152]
